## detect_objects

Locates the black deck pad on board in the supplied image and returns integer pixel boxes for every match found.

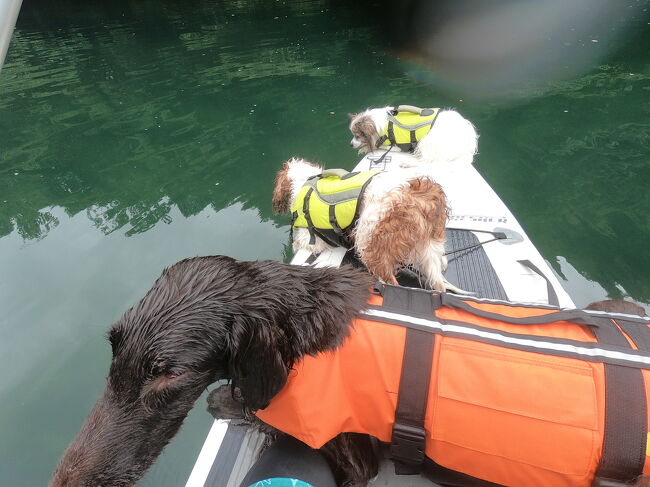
[341,230,508,300]
[443,230,508,300]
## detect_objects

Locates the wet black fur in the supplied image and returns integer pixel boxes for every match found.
[49,256,373,487]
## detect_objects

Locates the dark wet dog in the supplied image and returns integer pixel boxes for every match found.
[51,259,649,487]
[48,256,373,487]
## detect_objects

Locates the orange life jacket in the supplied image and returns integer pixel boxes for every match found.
[256,285,650,487]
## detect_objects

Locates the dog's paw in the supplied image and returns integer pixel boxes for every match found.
[444,281,474,295]
[397,160,420,169]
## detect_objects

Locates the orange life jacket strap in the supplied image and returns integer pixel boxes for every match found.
[590,316,647,486]
[383,285,437,474]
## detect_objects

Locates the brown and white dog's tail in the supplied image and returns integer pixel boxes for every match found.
[272,158,322,215]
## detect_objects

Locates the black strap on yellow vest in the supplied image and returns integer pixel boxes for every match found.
[384,119,416,153]
[297,179,349,248]
[590,316,647,487]
[302,186,317,245]
[382,284,439,475]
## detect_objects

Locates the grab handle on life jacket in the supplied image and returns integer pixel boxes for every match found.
[320,168,350,179]
[374,284,601,329]
[440,293,602,329]
[393,105,436,117]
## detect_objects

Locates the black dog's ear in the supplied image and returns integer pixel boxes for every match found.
[227,314,289,411]
[225,262,373,411]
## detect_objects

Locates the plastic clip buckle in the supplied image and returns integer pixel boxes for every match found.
[390,423,426,469]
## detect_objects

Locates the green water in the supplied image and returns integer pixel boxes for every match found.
[0,1,648,486]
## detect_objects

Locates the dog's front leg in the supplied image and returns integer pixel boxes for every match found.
[319,433,380,487]
[292,227,335,255]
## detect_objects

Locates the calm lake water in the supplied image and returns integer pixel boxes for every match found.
[1,1,648,485]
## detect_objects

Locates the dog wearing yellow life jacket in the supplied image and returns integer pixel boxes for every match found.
[272,157,466,293]
[348,105,478,167]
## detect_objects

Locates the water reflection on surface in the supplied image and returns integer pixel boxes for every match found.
[0,202,286,485]
[0,0,648,486]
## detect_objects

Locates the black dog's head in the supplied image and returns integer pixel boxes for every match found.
[49,256,372,487]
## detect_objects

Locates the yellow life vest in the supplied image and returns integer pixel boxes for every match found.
[378,105,441,152]
[291,169,381,247]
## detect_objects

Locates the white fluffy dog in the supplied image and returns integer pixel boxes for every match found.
[349,106,478,167]
[272,157,466,293]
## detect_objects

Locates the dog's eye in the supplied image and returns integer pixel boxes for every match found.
[165,370,186,380]
[144,369,189,395]
[150,362,171,379]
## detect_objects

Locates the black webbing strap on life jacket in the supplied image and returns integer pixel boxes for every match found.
[382,284,439,475]
[409,124,417,150]
[380,119,416,152]
[590,316,647,487]
[387,121,395,146]
[301,186,317,245]
[299,185,345,248]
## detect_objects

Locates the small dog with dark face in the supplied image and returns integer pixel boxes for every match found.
[349,106,478,166]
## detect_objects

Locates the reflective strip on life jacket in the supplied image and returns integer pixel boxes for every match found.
[361,307,650,369]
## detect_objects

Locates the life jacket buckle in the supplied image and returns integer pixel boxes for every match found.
[390,422,426,474]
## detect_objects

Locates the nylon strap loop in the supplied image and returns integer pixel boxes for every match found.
[440,292,601,328]
[384,285,437,475]
[590,316,647,486]
[387,121,396,146]
[302,187,316,245]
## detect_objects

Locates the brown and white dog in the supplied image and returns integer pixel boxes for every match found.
[349,106,478,167]
[272,157,465,293]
